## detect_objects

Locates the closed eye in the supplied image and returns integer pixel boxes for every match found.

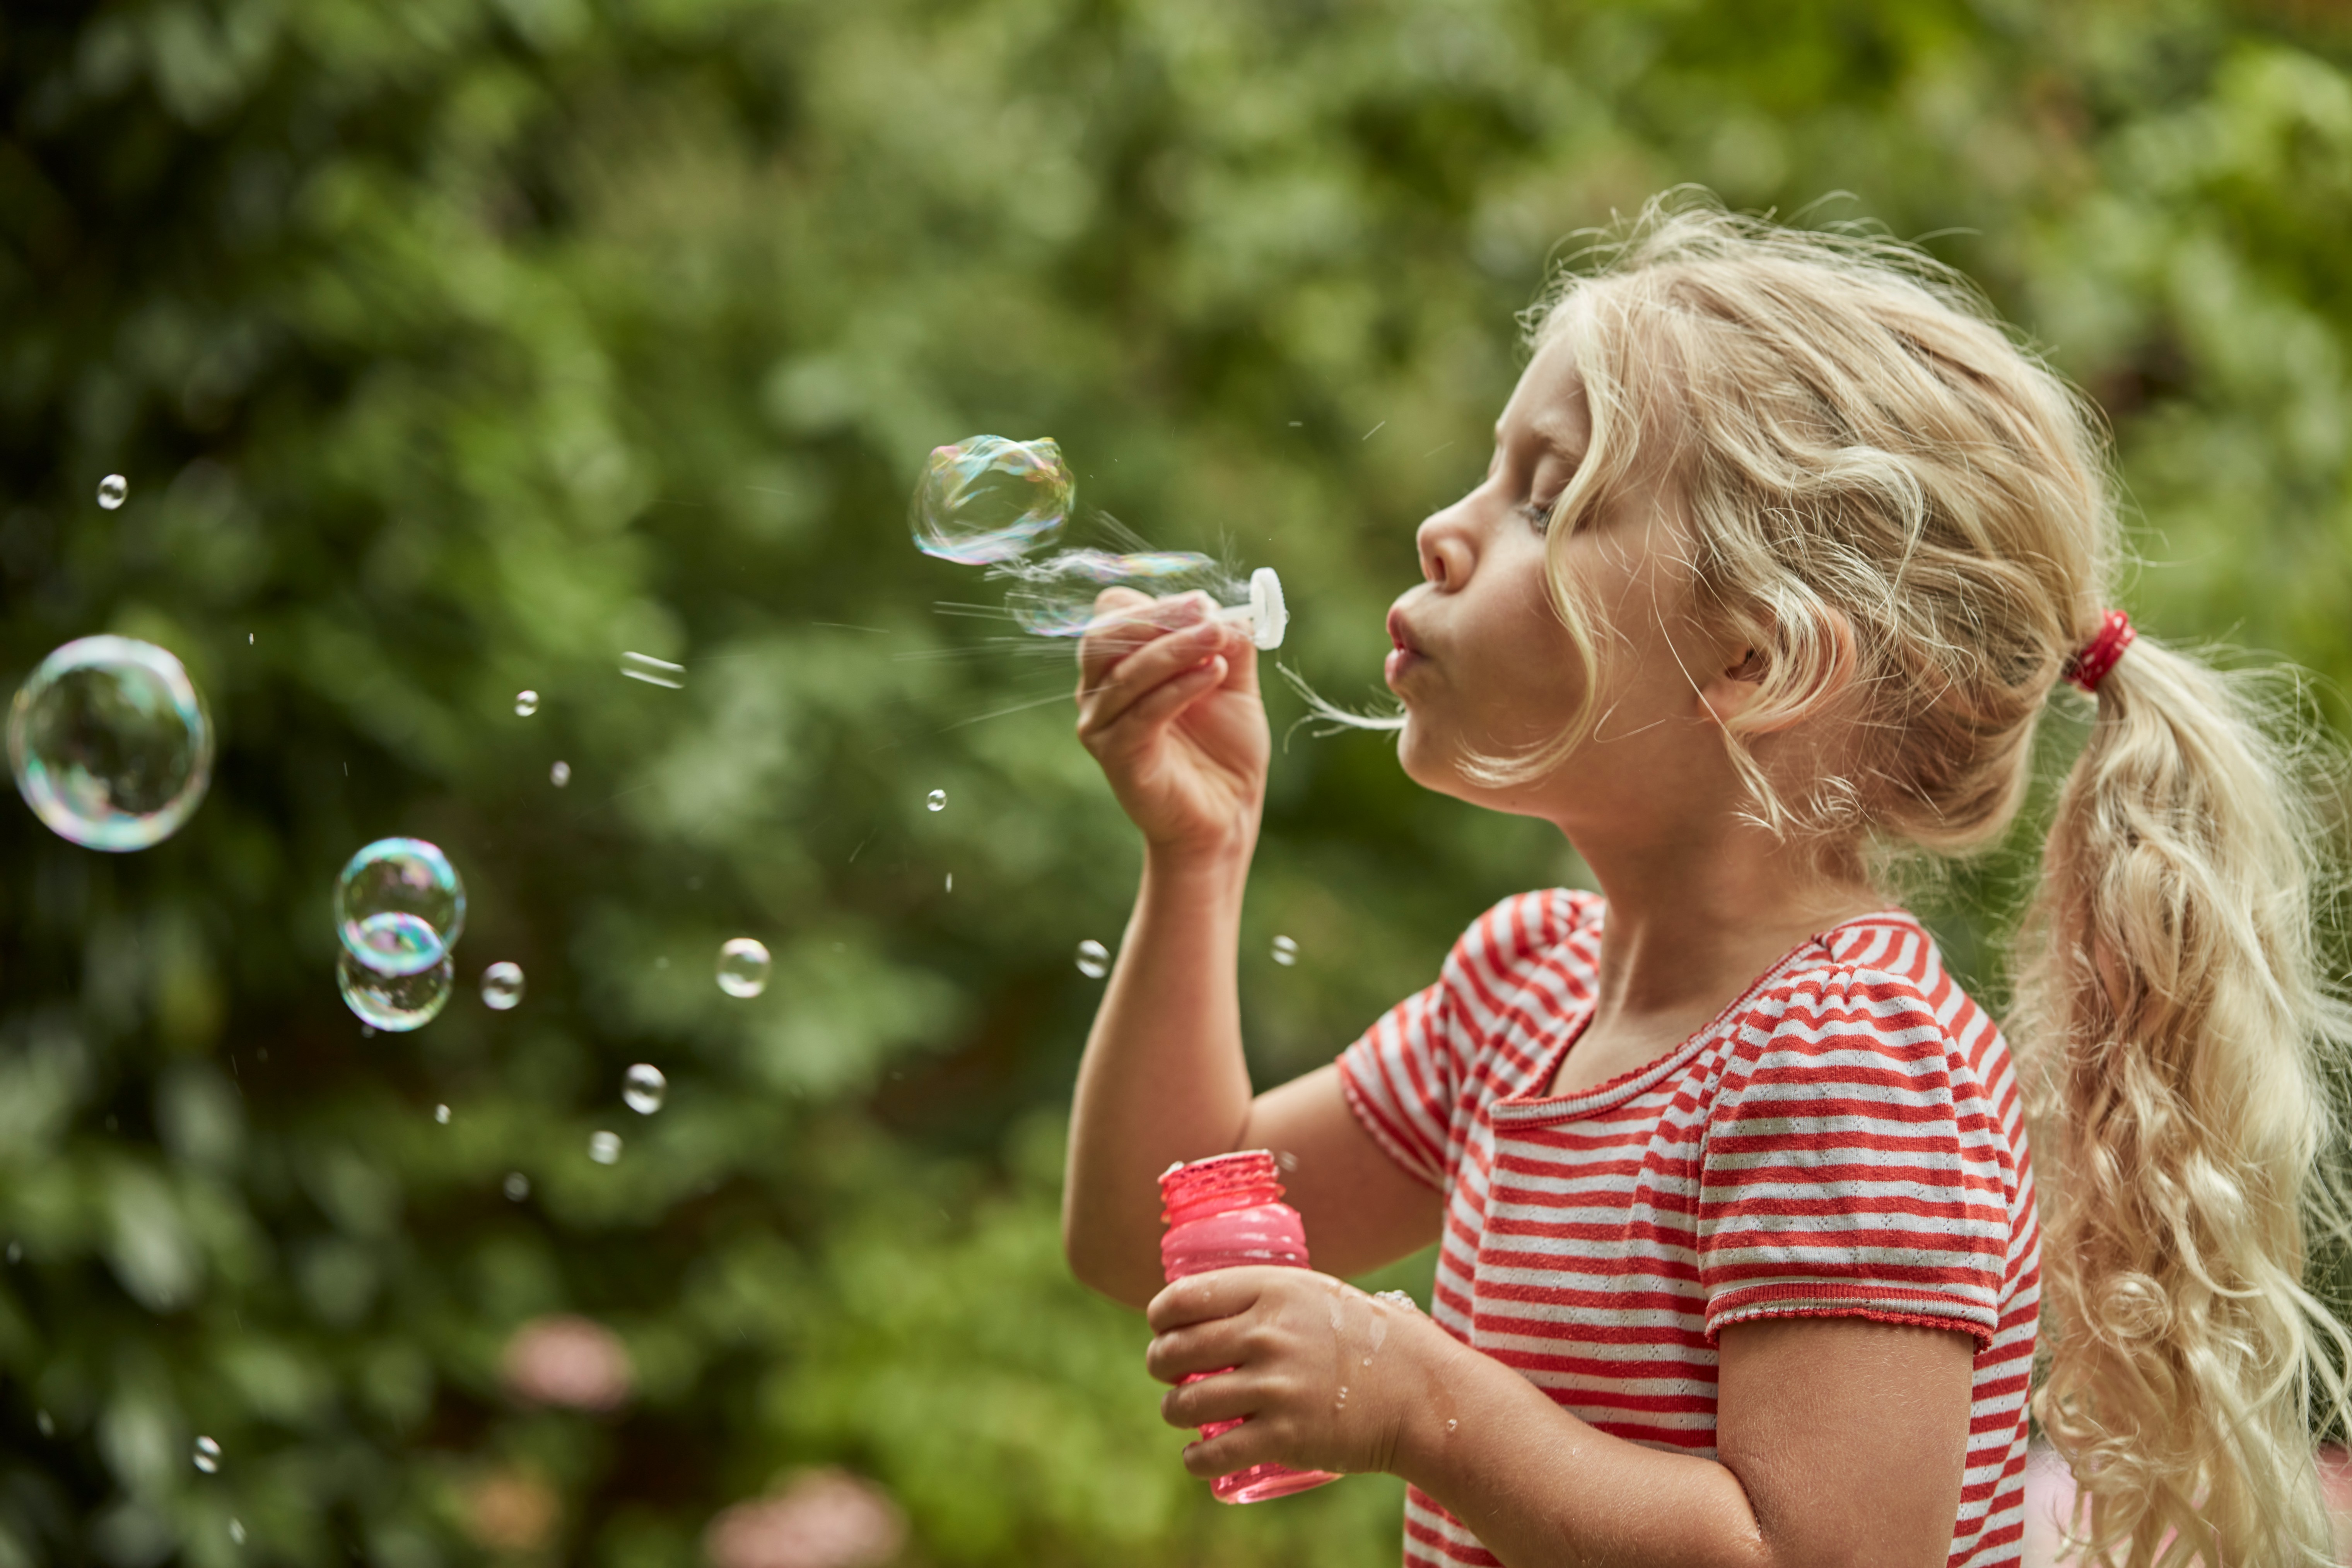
[1523,496,1561,533]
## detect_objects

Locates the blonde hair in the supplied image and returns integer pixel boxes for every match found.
[1521,191,2352,1565]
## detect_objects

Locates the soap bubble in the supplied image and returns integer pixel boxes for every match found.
[550,760,570,787]
[1271,934,1298,966]
[229,1519,245,1545]
[504,1172,530,1201]
[622,1064,667,1115]
[8,635,214,851]
[911,436,1072,564]
[338,950,454,1030]
[481,961,525,1010]
[998,549,1226,637]
[435,1104,451,1124]
[1075,939,1109,979]
[192,1435,221,1474]
[514,690,539,717]
[335,838,465,976]
[716,938,771,999]
[97,474,127,509]
[926,789,946,811]
[588,1129,622,1165]
[620,652,684,689]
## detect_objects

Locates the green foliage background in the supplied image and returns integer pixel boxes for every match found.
[5,0,2352,1563]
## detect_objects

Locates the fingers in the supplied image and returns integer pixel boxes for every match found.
[1146,1267,1275,1335]
[1076,625,1247,743]
[1076,588,1211,689]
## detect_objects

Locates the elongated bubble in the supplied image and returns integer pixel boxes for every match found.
[335,839,465,976]
[911,437,1072,565]
[9,636,214,851]
[998,550,1228,637]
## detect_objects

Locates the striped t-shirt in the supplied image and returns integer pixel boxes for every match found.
[1337,889,2040,1568]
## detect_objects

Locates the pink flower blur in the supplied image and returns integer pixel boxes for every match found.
[703,1468,907,1568]
[499,1313,633,1412]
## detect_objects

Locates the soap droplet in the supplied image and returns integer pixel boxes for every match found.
[480,960,525,1010]
[1363,1356,1372,1366]
[36,1410,52,1437]
[1445,1418,1458,1433]
[926,788,946,811]
[588,1129,622,1165]
[434,1104,450,1124]
[550,760,571,787]
[1368,1310,1389,1356]
[229,1518,246,1545]
[97,473,127,509]
[1074,939,1110,979]
[504,1172,530,1201]
[192,1435,221,1474]
[716,937,770,998]
[945,872,953,892]
[514,690,540,717]
[622,1063,667,1115]
[1276,1149,1298,1172]
[1271,934,1298,966]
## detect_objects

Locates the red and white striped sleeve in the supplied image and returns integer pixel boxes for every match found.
[1336,976,1457,1191]
[1698,965,2011,1348]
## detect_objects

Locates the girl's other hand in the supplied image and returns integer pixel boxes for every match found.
[1075,587,1269,861]
[1144,1269,1455,1483]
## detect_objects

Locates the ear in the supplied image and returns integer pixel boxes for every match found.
[1696,609,1856,733]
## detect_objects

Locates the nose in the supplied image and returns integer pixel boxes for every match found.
[1416,504,1474,591]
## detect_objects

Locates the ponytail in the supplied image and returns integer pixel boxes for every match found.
[2010,629,2352,1565]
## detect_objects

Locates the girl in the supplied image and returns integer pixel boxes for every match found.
[1058,194,2352,1567]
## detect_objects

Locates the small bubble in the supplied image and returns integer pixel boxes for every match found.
[1276,1149,1298,1172]
[192,1435,221,1474]
[514,690,540,717]
[550,760,571,787]
[926,788,946,811]
[622,1063,666,1115]
[1363,1356,1372,1365]
[97,473,127,509]
[716,937,770,998]
[1271,934,1298,966]
[1074,939,1109,979]
[434,1104,450,1124]
[247,633,253,645]
[480,960,525,1010]
[1445,1418,1457,1433]
[588,1129,622,1165]
[36,1410,52,1437]
[504,1172,530,1201]
[620,651,685,689]
[945,872,953,892]
[229,1519,246,1546]
[4,1240,17,1262]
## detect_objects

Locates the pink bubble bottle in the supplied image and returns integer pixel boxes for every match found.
[1158,1149,1343,1504]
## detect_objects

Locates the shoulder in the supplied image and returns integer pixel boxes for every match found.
[1725,914,2004,1103]
[1438,887,1604,1004]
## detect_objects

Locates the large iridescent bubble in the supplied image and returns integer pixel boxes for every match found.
[910,436,1073,565]
[7,635,214,851]
[335,838,466,977]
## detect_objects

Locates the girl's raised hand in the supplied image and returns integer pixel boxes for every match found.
[1075,586,1269,860]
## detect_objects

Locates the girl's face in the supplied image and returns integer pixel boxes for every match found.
[1384,335,1750,834]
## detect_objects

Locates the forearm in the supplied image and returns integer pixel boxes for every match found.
[1062,844,1257,1307]
[1397,1336,1769,1568]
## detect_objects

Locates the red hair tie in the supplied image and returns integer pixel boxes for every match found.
[2062,609,2135,694]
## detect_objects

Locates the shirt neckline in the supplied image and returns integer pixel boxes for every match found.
[1490,904,1921,1123]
